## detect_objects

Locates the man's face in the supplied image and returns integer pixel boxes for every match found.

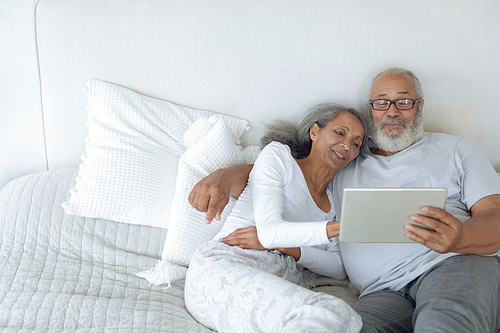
[368,73,425,152]
[369,73,421,135]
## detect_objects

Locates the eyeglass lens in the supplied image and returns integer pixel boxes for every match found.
[371,99,416,110]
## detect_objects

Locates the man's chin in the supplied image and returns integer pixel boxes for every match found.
[372,139,408,153]
[372,129,424,153]
[370,111,425,153]
[384,128,404,138]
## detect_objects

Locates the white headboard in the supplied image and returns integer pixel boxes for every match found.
[2,0,500,187]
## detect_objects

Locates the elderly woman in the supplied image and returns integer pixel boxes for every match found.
[185,103,367,333]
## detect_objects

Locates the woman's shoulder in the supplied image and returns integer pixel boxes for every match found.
[256,141,295,167]
[262,141,292,154]
[250,141,295,185]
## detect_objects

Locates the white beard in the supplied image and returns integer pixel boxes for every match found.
[370,111,425,152]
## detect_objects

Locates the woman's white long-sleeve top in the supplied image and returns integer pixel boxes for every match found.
[215,141,346,280]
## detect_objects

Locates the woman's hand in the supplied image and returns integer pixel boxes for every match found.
[220,226,302,261]
[326,221,340,239]
[219,226,268,250]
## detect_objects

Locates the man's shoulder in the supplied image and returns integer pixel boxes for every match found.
[422,133,474,150]
[424,132,464,142]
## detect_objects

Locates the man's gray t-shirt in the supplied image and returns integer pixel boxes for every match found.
[332,133,500,296]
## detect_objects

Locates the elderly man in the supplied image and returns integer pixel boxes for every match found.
[189,68,500,332]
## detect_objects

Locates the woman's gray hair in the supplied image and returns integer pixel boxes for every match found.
[260,103,368,159]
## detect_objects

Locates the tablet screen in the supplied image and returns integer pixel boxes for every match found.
[339,187,447,243]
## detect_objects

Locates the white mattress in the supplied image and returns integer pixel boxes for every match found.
[0,168,358,331]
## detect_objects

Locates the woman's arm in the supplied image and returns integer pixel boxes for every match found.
[251,143,332,249]
[188,164,253,223]
[220,226,347,280]
[297,243,347,280]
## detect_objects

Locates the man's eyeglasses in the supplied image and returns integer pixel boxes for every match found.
[369,98,422,111]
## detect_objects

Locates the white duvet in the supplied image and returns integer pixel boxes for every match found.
[0,168,214,332]
[0,168,358,332]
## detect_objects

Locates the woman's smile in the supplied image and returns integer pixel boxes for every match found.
[333,149,345,160]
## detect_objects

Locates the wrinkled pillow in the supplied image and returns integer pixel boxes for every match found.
[63,79,249,229]
[138,116,244,287]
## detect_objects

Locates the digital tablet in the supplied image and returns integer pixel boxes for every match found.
[339,187,448,243]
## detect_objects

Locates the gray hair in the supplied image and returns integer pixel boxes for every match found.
[371,67,424,99]
[260,103,368,159]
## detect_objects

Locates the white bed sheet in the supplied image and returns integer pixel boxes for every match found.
[0,168,214,332]
[0,168,358,332]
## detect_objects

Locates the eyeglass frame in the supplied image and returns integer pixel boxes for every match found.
[369,98,422,111]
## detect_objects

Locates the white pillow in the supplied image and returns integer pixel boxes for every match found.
[138,116,244,287]
[63,79,249,229]
[241,145,262,164]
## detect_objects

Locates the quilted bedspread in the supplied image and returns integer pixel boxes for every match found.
[0,168,214,332]
[0,168,358,332]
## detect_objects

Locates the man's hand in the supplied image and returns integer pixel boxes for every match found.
[188,164,253,223]
[405,206,463,253]
[189,169,232,224]
[406,194,500,254]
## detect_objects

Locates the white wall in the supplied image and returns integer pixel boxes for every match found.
[0,0,46,187]
[1,0,499,188]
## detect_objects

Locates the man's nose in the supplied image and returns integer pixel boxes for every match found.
[385,103,401,117]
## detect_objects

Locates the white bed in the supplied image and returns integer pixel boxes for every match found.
[0,168,357,331]
[1,169,201,331]
[2,0,500,331]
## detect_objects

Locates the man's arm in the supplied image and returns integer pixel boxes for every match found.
[406,194,500,254]
[188,164,253,223]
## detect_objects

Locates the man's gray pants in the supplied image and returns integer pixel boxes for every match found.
[351,254,500,333]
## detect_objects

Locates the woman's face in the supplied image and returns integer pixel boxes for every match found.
[310,112,365,170]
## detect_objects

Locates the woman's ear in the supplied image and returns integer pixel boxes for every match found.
[309,123,320,141]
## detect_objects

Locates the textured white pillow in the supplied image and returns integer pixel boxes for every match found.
[241,145,262,164]
[138,116,244,286]
[63,79,249,229]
